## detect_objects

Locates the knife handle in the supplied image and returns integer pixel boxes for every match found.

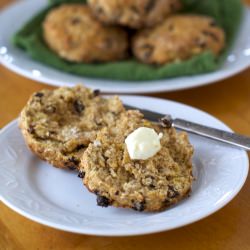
[173,118,250,150]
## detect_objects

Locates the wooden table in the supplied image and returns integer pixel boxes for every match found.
[1,1,250,249]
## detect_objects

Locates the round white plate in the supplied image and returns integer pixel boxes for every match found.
[0,96,248,236]
[0,1,250,93]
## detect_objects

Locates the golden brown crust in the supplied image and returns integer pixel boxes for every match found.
[88,0,182,29]
[43,4,128,62]
[80,110,193,212]
[132,15,225,65]
[19,85,125,170]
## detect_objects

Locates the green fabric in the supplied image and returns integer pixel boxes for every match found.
[12,0,243,81]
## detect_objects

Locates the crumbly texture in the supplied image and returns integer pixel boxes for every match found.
[80,110,193,212]
[88,0,182,29]
[43,4,128,63]
[132,15,225,65]
[19,85,125,170]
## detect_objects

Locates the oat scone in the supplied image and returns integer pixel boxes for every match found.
[132,15,225,65]
[88,0,182,29]
[80,110,193,212]
[43,4,128,63]
[19,85,125,170]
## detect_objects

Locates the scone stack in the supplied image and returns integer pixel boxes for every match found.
[42,0,225,65]
[20,85,194,212]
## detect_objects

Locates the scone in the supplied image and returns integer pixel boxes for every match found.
[88,0,182,29]
[132,15,225,65]
[80,110,193,212]
[43,4,128,63]
[19,85,125,170]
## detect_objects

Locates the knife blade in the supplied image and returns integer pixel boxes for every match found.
[124,104,250,151]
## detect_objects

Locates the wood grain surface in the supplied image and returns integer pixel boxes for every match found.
[0,1,250,249]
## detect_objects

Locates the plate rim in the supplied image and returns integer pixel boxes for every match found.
[0,95,249,236]
[0,0,250,93]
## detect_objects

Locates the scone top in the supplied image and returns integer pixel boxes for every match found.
[88,0,182,29]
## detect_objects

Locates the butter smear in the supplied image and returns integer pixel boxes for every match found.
[125,127,163,160]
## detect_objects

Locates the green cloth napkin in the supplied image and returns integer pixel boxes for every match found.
[12,0,243,81]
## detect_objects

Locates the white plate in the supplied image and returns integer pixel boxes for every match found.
[0,0,250,93]
[0,96,248,236]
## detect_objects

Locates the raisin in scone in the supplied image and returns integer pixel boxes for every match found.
[88,0,182,29]
[132,15,225,65]
[43,4,128,63]
[80,110,193,212]
[19,85,125,170]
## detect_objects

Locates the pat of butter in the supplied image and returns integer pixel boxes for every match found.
[125,127,163,160]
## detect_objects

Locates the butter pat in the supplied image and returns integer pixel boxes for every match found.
[125,127,163,160]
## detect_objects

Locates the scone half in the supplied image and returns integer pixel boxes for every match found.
[80,110,194,212]
[19,85,125,170]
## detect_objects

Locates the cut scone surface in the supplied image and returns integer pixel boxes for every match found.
[19,85,125,170]
[80,110,194,212]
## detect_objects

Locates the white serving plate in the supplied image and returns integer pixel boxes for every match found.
[0,0,250,93]
[0,95,248,236]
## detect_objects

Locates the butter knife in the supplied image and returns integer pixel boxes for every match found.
[124,104,250,151]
